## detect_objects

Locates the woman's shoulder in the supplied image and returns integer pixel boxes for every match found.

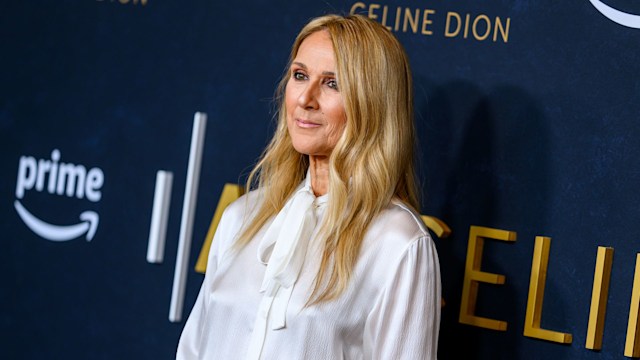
[356,199,438,292]
[373,199,430,242]
[212,188,264,240]
[359,199,433,261]
[222,188,263,219]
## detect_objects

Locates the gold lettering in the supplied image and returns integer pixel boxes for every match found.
[523,236,573,343]
[472,14,491,41]
[368,3,381,21]
[381,5,391,30]
[394,7,401,31]
[421,9,435,35]
[403,8,419,33]
[586,247,614,350]
[445,12,461,37]
[463,14,470,39]
[195,184,244,273]
[625,254,640,357]
[421,215,451,239]
[459,226,516,331]
[493,17,510,43]
[350,2,366,15]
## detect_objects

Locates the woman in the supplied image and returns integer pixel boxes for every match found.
[177,14,440,359]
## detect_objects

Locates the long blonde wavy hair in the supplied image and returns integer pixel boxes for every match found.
[237,14,419,304]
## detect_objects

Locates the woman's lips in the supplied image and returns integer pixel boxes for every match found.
[296,119,321,128]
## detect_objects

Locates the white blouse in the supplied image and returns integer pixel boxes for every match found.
[177,180,441,360]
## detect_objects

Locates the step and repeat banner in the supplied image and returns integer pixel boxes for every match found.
[1,0,639,359]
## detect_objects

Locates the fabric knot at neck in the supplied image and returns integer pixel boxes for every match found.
[257,183,317,294]
[247,181,317,360]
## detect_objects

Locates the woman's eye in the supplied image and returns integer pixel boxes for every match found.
[326,79,339,90]
[293,71,306,80]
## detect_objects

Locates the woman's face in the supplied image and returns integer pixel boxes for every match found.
[285,30,346,157]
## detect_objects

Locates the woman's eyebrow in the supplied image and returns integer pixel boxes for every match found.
[292,61,307,69]
[292,62,336,76]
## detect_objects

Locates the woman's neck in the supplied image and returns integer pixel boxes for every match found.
[309,155,330,197]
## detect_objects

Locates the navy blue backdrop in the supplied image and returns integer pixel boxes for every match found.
[1,0,639,359]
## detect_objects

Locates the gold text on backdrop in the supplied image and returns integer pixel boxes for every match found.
[350,2,511,43]
[460,225,640,354]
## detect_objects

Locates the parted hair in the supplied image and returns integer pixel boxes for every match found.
[237,14,419,304]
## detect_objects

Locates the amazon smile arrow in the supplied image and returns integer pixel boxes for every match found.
[14,200,99,241]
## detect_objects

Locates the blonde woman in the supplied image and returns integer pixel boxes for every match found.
[177,14,440,360]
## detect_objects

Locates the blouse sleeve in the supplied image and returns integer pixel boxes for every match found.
[176,207,229,359]
[364,236,441,359]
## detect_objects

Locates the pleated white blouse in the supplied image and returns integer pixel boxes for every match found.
[177,180,441,360]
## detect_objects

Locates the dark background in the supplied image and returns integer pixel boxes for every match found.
[1,0,639,359]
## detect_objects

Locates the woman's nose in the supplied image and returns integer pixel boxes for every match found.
[297,83,319,110]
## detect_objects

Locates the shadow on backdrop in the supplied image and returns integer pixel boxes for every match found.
[414,77,557,359]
